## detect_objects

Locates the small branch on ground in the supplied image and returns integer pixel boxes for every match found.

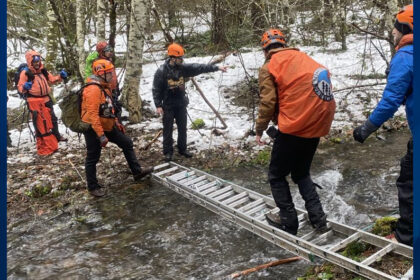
[229,256,302,279]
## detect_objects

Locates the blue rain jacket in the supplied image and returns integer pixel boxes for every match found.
[369,44,413,135]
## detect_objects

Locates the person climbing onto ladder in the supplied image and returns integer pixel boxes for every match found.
[255,29,336,235]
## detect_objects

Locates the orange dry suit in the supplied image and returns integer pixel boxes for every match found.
[17,50,63,155]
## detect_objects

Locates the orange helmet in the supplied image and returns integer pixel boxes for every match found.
[261,29,286,50]
[395,4,413,31]
[92,59,114,76]
[168,43,185,57]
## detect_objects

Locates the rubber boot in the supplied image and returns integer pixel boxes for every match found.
[269,178,298,235]
[296,176,327,231]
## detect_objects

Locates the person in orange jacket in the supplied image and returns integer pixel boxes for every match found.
[255,29,336,235]
[17,50,68,155]
[81,59,153,197]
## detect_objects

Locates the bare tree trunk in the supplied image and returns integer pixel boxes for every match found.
[122,0,147,123]
[96,0,106,41]
[338,0,347,50]
[385,0,398,56]
[211,0,227,47]
[109,0,117,50]
[45,1,58,70]
[76,0,86,78]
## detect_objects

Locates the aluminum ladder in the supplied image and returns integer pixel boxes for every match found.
[152,162,413,280]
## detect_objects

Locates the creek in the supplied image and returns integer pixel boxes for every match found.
[7,129,411,279]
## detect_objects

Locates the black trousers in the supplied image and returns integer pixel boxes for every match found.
[83,127,142,190]
[395,138,413,246]
[45,99,61,141]
[162,105,187,155]
[268,131,325,233]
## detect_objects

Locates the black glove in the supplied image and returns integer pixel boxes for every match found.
[353,119,379,143]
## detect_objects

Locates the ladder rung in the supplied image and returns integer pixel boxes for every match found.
[197,181,217,192]
[228,196,250,208]
[244,204,267,216]
[178,175,197,185]
[328,232,362,253]
[208,186,232,198]
[213,190,236,201]
[155,166,178,176]
[222,192,248,205]
[301,230,317,241]
[254,211,269,221]
[153,162,170,171]
[238,198,264,213]
[299,220,309,228]
[190,179,209,189]
[311,230,334,245]
[201,186,219,195]
[168,170,189,181]
[185,175,207,186]
[361,243,395,266]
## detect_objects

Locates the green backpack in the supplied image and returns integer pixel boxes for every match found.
[84,51,99,80]
[59,83,105,133]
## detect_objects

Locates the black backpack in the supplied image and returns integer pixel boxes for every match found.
[59,83,106,133]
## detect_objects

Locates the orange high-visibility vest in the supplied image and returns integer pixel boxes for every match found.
[268,49,336,138]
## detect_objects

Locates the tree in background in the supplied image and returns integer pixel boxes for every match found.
[96,0,107,41]
[121,0,148,123]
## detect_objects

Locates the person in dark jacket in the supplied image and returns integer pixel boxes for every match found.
[353,4,413,246]
[152,43,227,162]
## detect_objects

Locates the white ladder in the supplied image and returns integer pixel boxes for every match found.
[152,162,413,280]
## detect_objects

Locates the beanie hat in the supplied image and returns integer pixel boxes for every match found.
[394,20,412,35]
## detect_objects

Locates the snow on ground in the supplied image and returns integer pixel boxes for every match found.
[7,32,406,164]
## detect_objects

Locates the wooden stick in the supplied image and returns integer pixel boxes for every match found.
[190,78,228,129]
[141,129,163,150]
[68,159,86,184]
[229,256,302,279]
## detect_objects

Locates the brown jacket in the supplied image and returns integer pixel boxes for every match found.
[255,47,290,136]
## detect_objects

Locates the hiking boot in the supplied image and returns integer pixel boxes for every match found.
[89,187,106,197]
[164,153,173,162]
[179,150,193,158]
[133,166,154,182]
[266,212,297,235]
[312,214,328,233]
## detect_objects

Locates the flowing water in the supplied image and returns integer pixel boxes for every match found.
[7,129,411,279]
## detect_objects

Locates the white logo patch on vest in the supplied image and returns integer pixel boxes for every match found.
[312,68,333,101]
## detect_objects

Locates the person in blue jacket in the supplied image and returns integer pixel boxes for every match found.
[353,4,413,246]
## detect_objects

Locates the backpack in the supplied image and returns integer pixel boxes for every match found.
[84,51,99,80]
[14,63,49,95]
[59,83,106,133]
